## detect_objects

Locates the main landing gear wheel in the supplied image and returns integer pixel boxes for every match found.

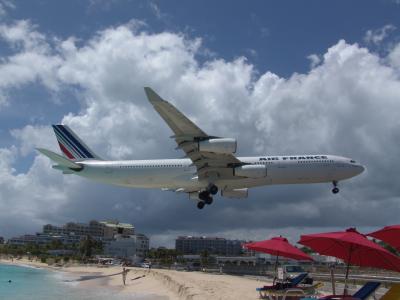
[198,190,214,207]
[199,190,210,200]
[197,201,205,209]
[208,184,218,195]
[205,196,213,205]
[332,181,339,194]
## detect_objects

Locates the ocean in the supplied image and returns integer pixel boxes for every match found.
[0,263,152,300]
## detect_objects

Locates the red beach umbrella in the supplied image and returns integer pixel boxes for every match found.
[244,236,313,281]
[298,228,400,294]
[368,225,400,251]
[244,236,313,262]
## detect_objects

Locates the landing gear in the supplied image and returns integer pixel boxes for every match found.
[197,201,205,209]
[196,188,216,209]
[332,181,339,194]
[207,184,218,195]
[199,191,213,205]
[205,197,213,205]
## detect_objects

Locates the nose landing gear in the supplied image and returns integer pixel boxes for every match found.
[332,181,339,194]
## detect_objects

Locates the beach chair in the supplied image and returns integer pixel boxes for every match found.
[258,273,309,291]
[300,281,381,300]
[257,273,308,298]
[266,282,324,300]
[257,273,317,299]
[380,283,400,300]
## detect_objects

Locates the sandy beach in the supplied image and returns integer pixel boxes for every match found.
[0,257,269,300]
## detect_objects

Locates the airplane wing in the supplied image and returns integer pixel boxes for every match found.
[144,87,242,181]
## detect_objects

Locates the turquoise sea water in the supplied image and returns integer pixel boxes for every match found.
[0,263,154,300]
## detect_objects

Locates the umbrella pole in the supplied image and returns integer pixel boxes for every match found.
[330,264,336,295]
[344,261,350,295]
[344,247,353,296]
[273,254,279,284]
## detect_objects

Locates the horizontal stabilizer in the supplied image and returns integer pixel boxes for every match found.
[36,148,83,170]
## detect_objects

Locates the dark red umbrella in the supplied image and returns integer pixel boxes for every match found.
[368,225,400,251]
[244,236,313,261]
[244,236,313,282]
[298,228,400,294]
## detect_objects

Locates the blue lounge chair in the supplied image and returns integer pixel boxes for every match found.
[351,282,381,300]
[301,281,381,300]
[257,273,308,291]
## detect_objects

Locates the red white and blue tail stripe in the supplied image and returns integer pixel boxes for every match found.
[52,125,101,160]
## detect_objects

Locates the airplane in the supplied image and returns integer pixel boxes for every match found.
[37,87,365,209]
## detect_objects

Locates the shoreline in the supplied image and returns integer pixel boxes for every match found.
[0,257,269,300]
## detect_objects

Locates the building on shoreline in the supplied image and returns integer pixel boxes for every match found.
[101,221,135,239]
[175,236,247,256]
[103,233,149,260]
[42,220,134,240]
[135,233,150,257]
[7,219,149,259]
[7,233,82,246]
[0,236,4,244]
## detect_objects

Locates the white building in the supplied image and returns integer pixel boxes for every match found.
[103,233,150,260]
[103,235,137,259]
[100,220,135,239]
[311,254,340,264]
[7,233,82,246]
[135,233,150,257]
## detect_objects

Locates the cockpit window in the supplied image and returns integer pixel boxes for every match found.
[350,160,356,163]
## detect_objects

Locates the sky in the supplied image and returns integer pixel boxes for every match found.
[0,0,400,247]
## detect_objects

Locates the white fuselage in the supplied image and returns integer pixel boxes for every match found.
[73,154,364,192]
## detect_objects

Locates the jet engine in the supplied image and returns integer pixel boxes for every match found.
[221,188,248,198]
[198,138,237,154]
[234,165,267,178]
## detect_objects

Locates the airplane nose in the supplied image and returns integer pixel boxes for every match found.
[358,164,366,174]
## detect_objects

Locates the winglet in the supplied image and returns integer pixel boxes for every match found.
[144,87,165,104]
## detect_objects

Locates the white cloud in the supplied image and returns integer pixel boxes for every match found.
[0,0,15,17]
[307,54,321,69]
[0,20,62,107]
[364,24,396,45]
[149,2,162,19]
[388,43,400,69]
[1,21,400,245]
[11,125,56,156]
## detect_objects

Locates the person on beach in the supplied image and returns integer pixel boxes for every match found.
[122,267,129,285]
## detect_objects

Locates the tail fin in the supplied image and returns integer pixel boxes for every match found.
[52,124,101,160]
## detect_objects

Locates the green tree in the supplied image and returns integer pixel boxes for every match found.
[200,249,210,266]
[79,235,95,259]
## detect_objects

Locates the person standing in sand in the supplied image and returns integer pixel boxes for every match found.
[122,267,129,285]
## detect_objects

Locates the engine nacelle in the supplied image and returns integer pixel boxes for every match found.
[198,138,237,154]
[221,188,248,199]
[234,165,267,178]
